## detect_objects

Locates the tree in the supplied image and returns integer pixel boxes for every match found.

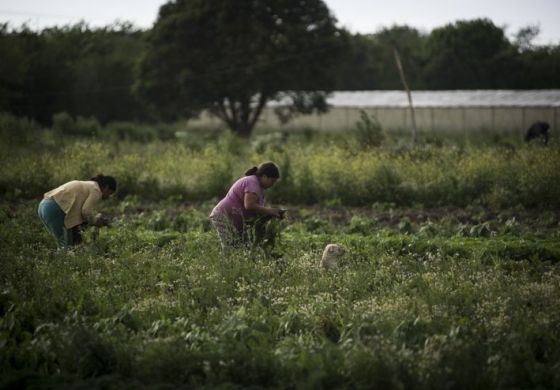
[0,24,26,113]
[63,23,150,124]
[371,26,427,90]
[0,24,62,122]
[333,31,378,90]
[333,26,427,91]
[423,18,512,89]
[0,23,148,125]
[514,25,540,51]
[135,0,343,137]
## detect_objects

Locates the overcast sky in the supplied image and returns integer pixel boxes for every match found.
[1,0,559,45]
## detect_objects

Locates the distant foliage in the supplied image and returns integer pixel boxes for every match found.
[0,112,42,145]
[52,112,101,137]
[1,137,559,209]
[0,23,149,125]
[353,110,384,149]
[100,121,177,143]
[2,18,559,127]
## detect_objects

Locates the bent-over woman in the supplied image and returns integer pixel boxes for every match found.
[38,174,117,248]
[210,161,284,251]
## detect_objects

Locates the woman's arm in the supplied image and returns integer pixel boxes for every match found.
[82,192,107,227]
[244,192,281,218]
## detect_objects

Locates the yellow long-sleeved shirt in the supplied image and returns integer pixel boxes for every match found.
[44,180,102,228]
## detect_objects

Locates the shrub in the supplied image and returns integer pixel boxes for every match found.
[353,110,384,149]
[100,122,158,143]
[0,112,42,146]
[52,111,74,134]
[52,112,101,137]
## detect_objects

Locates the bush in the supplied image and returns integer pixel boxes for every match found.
[353,110,384,149]
[0,112,42,146]
[52,112,101,137]
[51,112,74,134]
[100,122,158,143]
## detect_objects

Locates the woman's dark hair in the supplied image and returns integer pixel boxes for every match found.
[90,173,117,192]
[244,161,280,178]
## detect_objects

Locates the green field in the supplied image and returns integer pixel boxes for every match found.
[1,129,560,388]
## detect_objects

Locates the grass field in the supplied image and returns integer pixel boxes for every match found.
[1,128,560,388]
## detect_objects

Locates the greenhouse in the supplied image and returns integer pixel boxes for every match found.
[259,90,560,133]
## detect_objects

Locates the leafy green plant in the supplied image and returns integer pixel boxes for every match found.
[354,110,384,149]
[1,199,560,388]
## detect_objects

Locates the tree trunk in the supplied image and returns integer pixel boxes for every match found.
[235,122,252,138]
[213,94,268,138]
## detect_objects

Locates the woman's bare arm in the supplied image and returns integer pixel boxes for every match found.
[244,192,281,218]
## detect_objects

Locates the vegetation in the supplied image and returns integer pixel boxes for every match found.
[1,120,559,387]
[0,22,148,125]
[2,187,559,388]
[136,0,342,137]
[1,2,559,386]
[1,119,560,209]
[1,17,559,130]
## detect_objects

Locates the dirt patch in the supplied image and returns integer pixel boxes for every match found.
[281,205,560,230]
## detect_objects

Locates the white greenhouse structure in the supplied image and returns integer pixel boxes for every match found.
[190,90,560,134]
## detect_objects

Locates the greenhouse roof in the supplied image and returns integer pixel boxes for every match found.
[324,90,560,108]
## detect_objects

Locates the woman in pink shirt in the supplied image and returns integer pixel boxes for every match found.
[210,161,284,250]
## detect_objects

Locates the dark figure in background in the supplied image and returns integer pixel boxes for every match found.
[525,121,550,145]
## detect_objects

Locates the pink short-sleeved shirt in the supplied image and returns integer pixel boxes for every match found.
[210,175,264,232]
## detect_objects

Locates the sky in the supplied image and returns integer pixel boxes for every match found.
[1,0,559,45]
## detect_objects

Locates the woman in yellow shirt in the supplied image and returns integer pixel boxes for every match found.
[38,174,117,248]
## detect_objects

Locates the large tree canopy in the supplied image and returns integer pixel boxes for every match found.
[423,19,512,89]
[135,0,343,137]
[0,23,148,125]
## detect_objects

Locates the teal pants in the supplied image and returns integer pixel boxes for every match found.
[38,199,74,248]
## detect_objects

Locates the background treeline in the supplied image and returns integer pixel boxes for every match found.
[0,22,149,125]
[1,18,559,126]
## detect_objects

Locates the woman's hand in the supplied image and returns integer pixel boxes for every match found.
[244,193,285,219]
[268,208,289,219]
[93,213,110,227]
[269,208,282,218]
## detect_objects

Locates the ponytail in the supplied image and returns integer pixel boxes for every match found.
[90,173,117,192]
[244,161,280,178]
[244,166,259,176]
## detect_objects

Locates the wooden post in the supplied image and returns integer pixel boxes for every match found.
[431,107,435,132]
[554,107,558,136]
[521,107,526,136]
[393,46,418,146]
[462,107,467,140]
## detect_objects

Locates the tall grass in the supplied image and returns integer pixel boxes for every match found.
[1,134,559,209]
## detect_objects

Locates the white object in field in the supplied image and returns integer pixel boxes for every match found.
[321,244,345,270]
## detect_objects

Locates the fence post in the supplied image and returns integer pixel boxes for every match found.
[393,46,417,146]
[431,107,435,132]
[521,107,526,136]
[554,107,558,136]
[462,107,466,135]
